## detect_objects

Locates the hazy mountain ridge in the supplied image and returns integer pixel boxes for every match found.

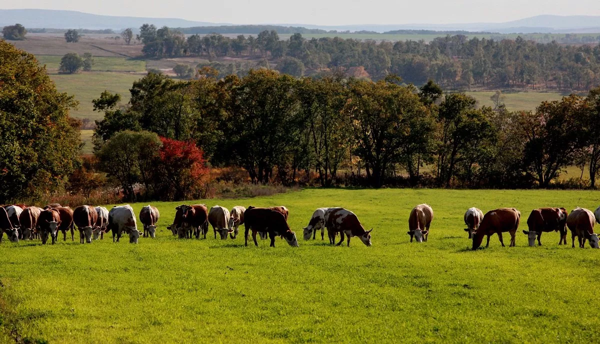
[1,9,599,33]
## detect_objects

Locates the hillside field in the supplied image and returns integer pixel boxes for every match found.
[2,189,600,343]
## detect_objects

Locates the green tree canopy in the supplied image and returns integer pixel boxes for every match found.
[64,29,80,43]
[2,23,27,40]
[59,53,84,74]
[0,41,81,203]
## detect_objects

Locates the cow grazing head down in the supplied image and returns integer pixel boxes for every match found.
[3,227,19,243]
[360,229,373,246]
[522,230,537,247]
[147,225,157,238]
[129,227,141,244]
[303,227,313,241]
[408,229,428,243]
[92,227,104,240]
[589,233,600,248]
[42,221,59,245]
[82,226,93,244]
[284,231,299,247]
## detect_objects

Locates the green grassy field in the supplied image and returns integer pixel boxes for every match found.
[2,189,600,343]
[36,55,147,72]
[48,72,141,121]
[466,91,566,112]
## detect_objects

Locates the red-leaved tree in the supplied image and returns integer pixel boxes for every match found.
[157,137,208,200]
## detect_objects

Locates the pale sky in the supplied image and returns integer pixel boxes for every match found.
[1,0,599,25]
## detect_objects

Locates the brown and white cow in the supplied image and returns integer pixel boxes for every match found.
[523,208,568,246]
[567,207,598,249]
[472,208,521,250]
[19,206,42,240]
[93,206,109,240]
[228,206,246,239]
[325,208,372,247]
[108,205,141,244]
[38,208,61,245]
[45,205,75,241]
[168,206,184,236]
[304,208,339,241]
[408,204,434,243]
[464,207,483,239]
[0,207,19,243]
[179,205,209,239]
[244,207,298,247]
[73,205,98,244]
[209,205,231,240]
[140,205,160,238]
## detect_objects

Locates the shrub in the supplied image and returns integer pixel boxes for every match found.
[59,53,84,74]
[2,23,27,40]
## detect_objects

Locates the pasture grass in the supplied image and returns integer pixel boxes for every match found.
[80,130,94,155]
[466,90,566,111]
[2,189,600,343]
[36,55,147,73]
[49,72,142,121]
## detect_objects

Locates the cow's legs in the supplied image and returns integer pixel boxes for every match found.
[321,228,325,241]
[571,232,576,248]
[336,232,345,246]
[498,232,505,247]
[312,228,316,240]
[485,234,491,248]
[537,232,543,246]
[327,229,335,245]
[71,226,74,241]
[244,227,249,246]
[252,231,259,247]
[509,230,516,247]
[269,232,276,247]
[347,235,351,247]
[79,229,84,244]
[410,233,414,243]
[63,230,67,241]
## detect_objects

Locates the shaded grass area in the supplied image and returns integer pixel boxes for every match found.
[466,90,566,111]
[36,55,146,72]
[2,189,600,343]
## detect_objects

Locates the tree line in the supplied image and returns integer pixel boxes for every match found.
[93,68,600,193]
[137,26,600,91]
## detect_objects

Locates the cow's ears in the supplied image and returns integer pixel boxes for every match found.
[367,228,373,233]
[522,230,529,234]
[464,228,470,232]
[407,231,412,235]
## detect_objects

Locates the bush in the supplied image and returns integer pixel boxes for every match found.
[2,23,27,40]
[64,29,80,43]
[173,64,195,78]
[59,53,84,74]
[83,53,94,71]
[277,57,305,77]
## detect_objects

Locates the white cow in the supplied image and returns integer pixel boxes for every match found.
[228,206,246,239]
[303,207,340,241]
[464,207,484,239]
[6,205,23,229]
[93,206,109,240]
[108,205,141,244]
[209,205,231,240]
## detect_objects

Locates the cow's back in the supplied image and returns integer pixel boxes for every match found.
[56,207,74,230]
[231,206,245,224]
[191,205,208,226]
[209,206,228,228]
[19,206,41,229]
[109,205,137,231]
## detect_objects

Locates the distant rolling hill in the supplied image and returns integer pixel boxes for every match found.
[1,9,599,34]
[0,9,223,30]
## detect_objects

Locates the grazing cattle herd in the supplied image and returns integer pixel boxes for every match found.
[1,202,600,250]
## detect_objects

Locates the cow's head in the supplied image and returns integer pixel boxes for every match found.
[92,227,104,240]
[49,221,59,243]
[82,226,94,243]
[360,229,373,246]
[3,228,19,243]
[177,224,188,239]
[217,227,229,240]
[589,233,599,248]
[129,227,141,244]
[147,225,157,238]
[21,227,33,240]
[303,226,313,241]
[284,231,299,247]
[408,229,424,243]
[179,205,194,220]
[522,230,537,247]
